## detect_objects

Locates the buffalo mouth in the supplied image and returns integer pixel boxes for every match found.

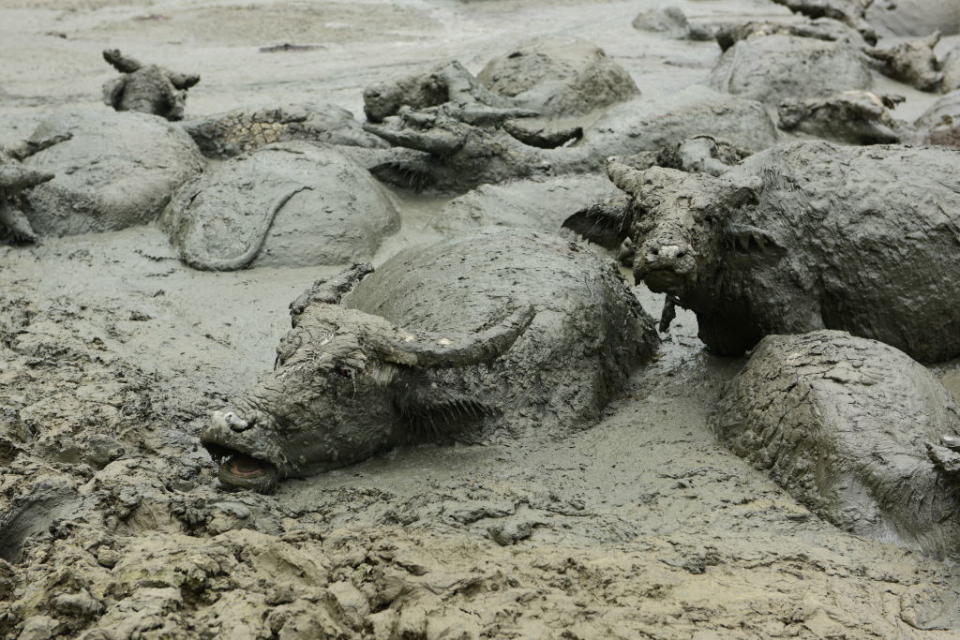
[204,443,279,494]
[639,268,689,294]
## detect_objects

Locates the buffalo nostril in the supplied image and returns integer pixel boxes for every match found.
[676,249,687,258]
[654,245,683,261]
[648,247,659,256]
[225,412,252,432]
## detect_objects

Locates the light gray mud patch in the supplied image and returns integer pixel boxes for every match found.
[429,174,618,234]
[0,479,81,562]
[161,141,399,270]
[20,110,203,236]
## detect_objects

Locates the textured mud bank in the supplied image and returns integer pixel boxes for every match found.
[3,0,960,639]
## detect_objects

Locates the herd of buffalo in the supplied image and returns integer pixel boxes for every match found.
[5,0,960,561]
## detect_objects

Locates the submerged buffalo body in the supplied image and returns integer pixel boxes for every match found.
[202,229,658,490]
[363,86,778,193]
[713,330,960,558]
[570,141,960,362]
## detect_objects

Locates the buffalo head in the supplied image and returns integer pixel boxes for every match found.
[201,301,534,492]
[565,160,761,299]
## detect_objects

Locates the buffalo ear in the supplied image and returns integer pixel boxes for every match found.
[722,223,785,257]
[392,373,496,439]
[101,77,126,109]
[719,175,761,209]
[289,263,374,326]
[562,195,633,249]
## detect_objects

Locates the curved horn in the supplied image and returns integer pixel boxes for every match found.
[7,133,72,161]
[168,72,201,90]
[561,195,633,249]
[458,105,539,126]
[362,122,465,156]
[0,165,54,192]
[102,48,142,73]
[606,159,647,200]
[367,305,535,368]
[289,263,374,324]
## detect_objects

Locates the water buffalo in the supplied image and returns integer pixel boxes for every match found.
[565,141,960,362]
[201,229,658,491]
[708,34,873,105]
[183,103,387,159]
[713,330,960,558]
[21,110,203,237]
[0,133,70,243]
[364,85,777,192]
[160,141,399,271]
[101,49,199,121]
[777,91,906,144]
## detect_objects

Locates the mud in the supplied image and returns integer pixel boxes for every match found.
[4,0,960,638]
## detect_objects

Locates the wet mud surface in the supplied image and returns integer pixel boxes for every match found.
[4,0,960,638]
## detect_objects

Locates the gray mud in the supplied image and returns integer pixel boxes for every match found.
[3,0,960,638]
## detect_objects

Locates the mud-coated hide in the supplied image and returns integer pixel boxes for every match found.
[713,330,960,559]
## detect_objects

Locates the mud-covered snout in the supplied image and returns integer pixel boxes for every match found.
[201,407,286,493]
[215,410,254,433]
[363,82,403,123]
[634,237,698,294]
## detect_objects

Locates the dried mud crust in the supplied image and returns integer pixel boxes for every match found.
[2,284,960,640]
[6,525,960,640]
